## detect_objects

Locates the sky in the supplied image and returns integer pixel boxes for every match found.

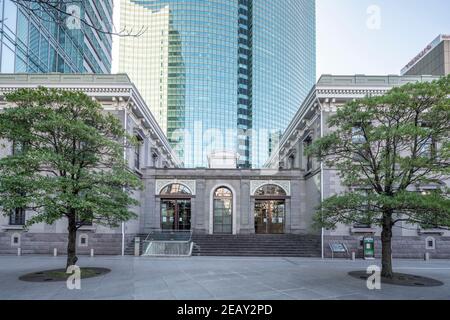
[316,0,450,79]
[112,0,450,78]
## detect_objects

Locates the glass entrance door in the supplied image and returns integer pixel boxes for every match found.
[213,187,233,234]
[213,197,233,234]
[255,200,285,234]
[161,199,191,231]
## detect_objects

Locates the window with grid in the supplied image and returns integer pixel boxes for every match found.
[9,208,26,226]
[304,137,313,172]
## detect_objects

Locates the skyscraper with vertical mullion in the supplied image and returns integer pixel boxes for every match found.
[119,0,316,168]
[0,0,113,74]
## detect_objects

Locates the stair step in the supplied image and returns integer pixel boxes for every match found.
[124,234,321,257]
[192,234,321,258]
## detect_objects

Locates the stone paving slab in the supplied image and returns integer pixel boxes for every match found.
[0,255,449,300]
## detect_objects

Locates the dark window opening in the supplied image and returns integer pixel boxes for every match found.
[353,189,374,229]
[160,184,192,196]
[288,154,295,169]
[134,142,142,170]
[354,223,372,229]
[152,152,159,167]
[9,208,26,226]
[304,137,313,172]
[76,214,93,227]
[351,126,366,144]
[419,137,436,159]
[12,140,28,155]
[351,125,371,162]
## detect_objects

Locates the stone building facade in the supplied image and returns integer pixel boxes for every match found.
[265,74,450,259]
[0,73,448,259]
[0,74,316,257]
[0,74,181,255]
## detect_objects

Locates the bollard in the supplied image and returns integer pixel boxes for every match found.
[351,251,356,261]
[53,248,58,257]
[134,237,141,257]
[90,248,94,257]
[424,252,430,261]
[17,247,21,256]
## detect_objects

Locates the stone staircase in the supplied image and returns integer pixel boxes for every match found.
[124,234,147,256]
[192,234,321,257]
[124,232,193,256]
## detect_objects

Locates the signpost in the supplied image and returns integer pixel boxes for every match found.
[329,243,348,259]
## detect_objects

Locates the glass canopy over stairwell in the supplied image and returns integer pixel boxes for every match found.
[141,230,194,257]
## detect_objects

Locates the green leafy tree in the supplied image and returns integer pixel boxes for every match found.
[0,87,142,268]
[307,75,450,278]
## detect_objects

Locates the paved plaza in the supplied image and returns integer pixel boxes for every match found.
[1,255,450,300]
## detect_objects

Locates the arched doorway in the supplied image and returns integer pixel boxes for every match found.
[160,184,192,231]
[254,184,287,234]
[213,187,233,234]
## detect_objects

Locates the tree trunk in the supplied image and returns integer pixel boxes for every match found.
[66,215,78,269]
[381,211,393,279]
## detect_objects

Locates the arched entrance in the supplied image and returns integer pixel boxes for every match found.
[160,184,192,231]
[254,184,287,234]
[213,187,233,234]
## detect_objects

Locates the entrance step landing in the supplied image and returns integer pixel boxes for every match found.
[192,234,321,257]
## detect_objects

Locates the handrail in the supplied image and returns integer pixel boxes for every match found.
[144,230,193,243]
[141,230,194,257]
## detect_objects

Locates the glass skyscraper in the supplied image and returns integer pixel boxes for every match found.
[0,0,113,74]
[119,0,316,168]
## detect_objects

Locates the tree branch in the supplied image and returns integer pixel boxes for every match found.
[8,0,147,37]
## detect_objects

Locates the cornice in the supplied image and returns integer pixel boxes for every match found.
[0,85,133,95]
[0,82,181,167]
[316,88,389,96]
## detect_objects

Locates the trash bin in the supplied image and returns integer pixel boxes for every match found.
[363,236,375,260]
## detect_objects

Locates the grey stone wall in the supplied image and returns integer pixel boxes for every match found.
[0,231,127,256]
[302,173,321,235]
[144,169,308,236]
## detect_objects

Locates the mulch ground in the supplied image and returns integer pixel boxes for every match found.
[19,267,111,282]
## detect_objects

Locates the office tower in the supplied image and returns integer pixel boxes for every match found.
[119,0,316,168]
[0,0,113,74]
[401,34,450,76]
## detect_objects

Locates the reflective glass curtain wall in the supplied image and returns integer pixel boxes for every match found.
[0,0,113,74]
[251,0,316,167]
[125,0,239,168]
[121,0,315,168]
